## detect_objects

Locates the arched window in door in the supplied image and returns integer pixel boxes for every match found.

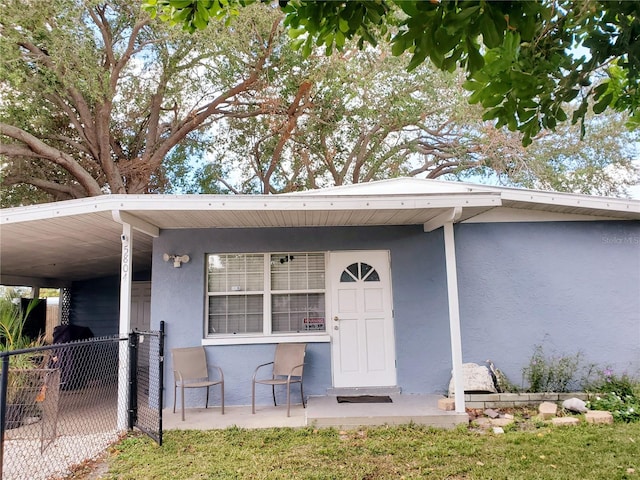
[339,262,380,283]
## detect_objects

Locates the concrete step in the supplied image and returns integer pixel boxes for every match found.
[306,394,469,429]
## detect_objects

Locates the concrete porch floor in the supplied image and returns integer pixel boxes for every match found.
[162,394,469,431]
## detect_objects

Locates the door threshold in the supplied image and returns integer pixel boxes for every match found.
[326,386,402,396]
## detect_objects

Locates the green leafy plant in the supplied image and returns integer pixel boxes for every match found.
[587,392,640,423]
[522,344,583,393]
[583,368,640,423]
[583,368,637,397]
[1,296,35,348]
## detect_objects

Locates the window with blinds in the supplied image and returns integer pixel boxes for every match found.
[206,252,325,336]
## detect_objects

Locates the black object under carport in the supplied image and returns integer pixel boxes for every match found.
[51,325,94,390]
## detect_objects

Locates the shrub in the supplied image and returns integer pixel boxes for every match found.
[522,344,583,392]
[582,368,636,397]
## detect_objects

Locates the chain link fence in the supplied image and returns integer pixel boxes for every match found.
[129,325,164,446]
[0,327,163,480]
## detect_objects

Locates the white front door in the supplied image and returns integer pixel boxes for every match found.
[329,250,396,388]
[130,281,151,332]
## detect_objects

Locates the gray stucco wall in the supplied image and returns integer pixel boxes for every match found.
[151,221,640,408]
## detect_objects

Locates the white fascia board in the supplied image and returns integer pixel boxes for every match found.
[501,190,640,215]
[1,193,502,223]
[178,193,501,211]
[1,196,125,223]
[463,207,621,223]
[147,192,500,210]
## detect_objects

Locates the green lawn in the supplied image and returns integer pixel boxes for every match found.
[93,421,639,479]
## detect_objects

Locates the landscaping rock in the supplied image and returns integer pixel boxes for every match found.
[474,417,492,428]
[552,417,580,426]
[492,427,505,434]
[448,363,497,396]
[484,408,500,419]
[562,397,588,413]
[490,417,514,427]
[438,397,455,411]
[585,411,614,424]
[539,401,558,419]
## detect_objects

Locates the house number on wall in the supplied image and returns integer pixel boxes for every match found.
[121,241,130,282]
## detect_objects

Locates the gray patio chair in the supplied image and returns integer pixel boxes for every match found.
[252,343,306,417]
[172,346,224,421]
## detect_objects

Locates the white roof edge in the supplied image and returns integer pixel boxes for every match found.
[0,192,502,224]
[289,176,623,196]
[1,179,638,224]
[500,189,640,213]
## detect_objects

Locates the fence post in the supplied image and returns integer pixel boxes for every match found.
[0,355,9,479]
[128,331,138,430]
[158,321,165,446]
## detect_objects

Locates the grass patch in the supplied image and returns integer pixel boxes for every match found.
[97,422,640,479]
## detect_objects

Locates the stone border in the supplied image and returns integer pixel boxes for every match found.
[464,392,591,409]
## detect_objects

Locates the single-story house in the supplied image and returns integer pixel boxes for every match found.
[1,178,639,413]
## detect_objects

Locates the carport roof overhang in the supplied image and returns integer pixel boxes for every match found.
[1,188,638,286]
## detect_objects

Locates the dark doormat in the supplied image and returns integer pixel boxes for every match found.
[336,395,393,404]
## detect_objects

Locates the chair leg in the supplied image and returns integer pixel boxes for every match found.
[181,384,185,422]
[286,380,291,417]
[173,384,177,414]
[220,382,224,415]
[272,384,277,406]
[301,381,305,408]
[251,380,256,414]
[206,386,210,409]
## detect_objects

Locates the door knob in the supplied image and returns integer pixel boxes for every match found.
[334,316,339,322]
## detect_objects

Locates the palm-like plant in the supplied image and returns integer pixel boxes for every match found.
[0,294,47,427]
[0,295,41,353]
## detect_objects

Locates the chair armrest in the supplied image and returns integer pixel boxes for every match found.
[287,362,305,379]
[209,365,224,382]
[252,361,274,381]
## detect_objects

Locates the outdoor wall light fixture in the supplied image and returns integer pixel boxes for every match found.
[163,253,190,268]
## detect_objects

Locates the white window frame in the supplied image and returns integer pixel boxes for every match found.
[203,252,331,346]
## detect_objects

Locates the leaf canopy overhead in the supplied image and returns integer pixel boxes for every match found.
[145,0,640,145]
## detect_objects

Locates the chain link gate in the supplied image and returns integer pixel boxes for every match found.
[128,321,164,445]
[0,324,165,479]
[0,336,128,479]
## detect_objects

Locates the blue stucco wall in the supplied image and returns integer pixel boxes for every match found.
[455,221,640,390]
[150,221,639,408]
[152,225,452,407]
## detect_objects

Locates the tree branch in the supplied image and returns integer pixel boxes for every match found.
[146,17,283,174]
[88,5,116,69]
[0,123,102,196]
[111,17,150,93]
[2,173,87,200]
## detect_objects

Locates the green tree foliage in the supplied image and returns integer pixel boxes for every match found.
[0,0,284,205]
[186,36,637,196]
[1,2,636,204]
[146,0,640,145]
